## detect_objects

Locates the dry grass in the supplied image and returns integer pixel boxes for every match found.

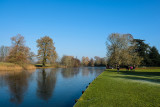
[23,64,36,70]
[0,62,36,71]
[0,62,23,71]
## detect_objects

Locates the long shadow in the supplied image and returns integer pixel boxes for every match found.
[111,75,160,84]
[108,70,160,84]
[108,70,160,77]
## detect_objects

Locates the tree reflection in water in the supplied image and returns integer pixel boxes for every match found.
[94,67,105,76]
[82,67,90,76]
[61,68,80,78]
[36,69,57,101]
[1,71,34,104]
[0,72,7,88]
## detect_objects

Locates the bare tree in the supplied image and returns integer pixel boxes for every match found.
[6,34,30,65]
[82,56,90,66]
[37,36,57,66]
[89,58,94,67]
[94,56,101,66]
[73,57,81,67]
[61,55,80,67]
[0,45,9,62]
[94,56,106,66]
[61,55,73,67]
[101,57,107,66]
[106,33,142,67]
[28,52,36,64]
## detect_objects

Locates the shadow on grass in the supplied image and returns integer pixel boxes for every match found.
[107,70,160,84]
[112,75,160,83]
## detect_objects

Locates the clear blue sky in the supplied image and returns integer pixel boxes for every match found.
[0,0,160,59]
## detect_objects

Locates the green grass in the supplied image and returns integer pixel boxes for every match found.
[74,69,160,107]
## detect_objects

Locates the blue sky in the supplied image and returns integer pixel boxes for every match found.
[0,0,160,59]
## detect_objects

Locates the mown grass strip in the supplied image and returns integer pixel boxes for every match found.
[74,69,160,107]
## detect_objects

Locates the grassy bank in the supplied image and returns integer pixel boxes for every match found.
[74,69,160,107]
[0,62,36,71]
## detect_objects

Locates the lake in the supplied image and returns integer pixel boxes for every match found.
[0,67,105,107]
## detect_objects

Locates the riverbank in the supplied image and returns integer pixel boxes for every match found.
[0,62,36,71]
[74,69,160,107]
[35,64,67,68]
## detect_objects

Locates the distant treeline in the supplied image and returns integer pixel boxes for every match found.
[0,33,159,68]
[0,34,106,68]
[60,56,106,68]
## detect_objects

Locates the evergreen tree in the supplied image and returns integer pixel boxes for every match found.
[149,46,160,66]
[134,39,151,66]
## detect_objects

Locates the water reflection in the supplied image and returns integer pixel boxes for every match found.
[94,67,104,76]
[0,67,104,107]
[0,72,6,88]
[82,67,90,76]
[36,69,57,101]
[0,71,34,104]
[61,68,80,78]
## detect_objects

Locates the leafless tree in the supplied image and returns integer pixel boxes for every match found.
[106,33,142,67]
[89,58,95,67]
[0,45,9,62]
[82,56,90,66]
[6,34,30,65]
[61,55,80,67]
[37,36,57,66]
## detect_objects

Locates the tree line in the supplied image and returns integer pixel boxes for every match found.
[0,34,57,67]
[60,56,107,68]
[0,34,107,68]
[0,33,159,68]
[106,33,160,68]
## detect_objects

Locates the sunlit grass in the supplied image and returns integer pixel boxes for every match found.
[23,64,36,70]
[74,69,160,107]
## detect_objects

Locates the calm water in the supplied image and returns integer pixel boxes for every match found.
[0,67,105,107]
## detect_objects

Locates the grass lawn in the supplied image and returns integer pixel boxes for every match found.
[74,69,160,107]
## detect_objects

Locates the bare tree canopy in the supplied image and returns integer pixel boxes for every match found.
[37,36,57,66]
[89,58,94,67]
[0,45,9,62]
[61,55,80,67]
[106,33,142,67]
[6,34,30,65]
[82,56,90,66]
[11,34,25,46]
